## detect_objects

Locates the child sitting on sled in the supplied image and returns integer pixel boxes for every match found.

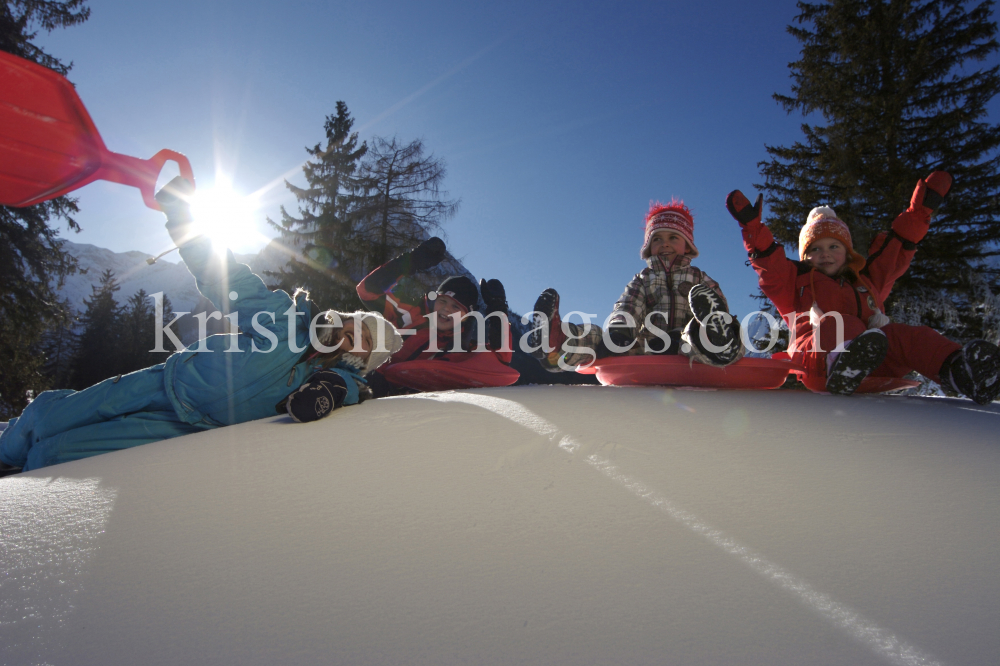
[726,172,1000,404]
[356,237,513,396]
[0,177,403,474]
[531,200,744,371]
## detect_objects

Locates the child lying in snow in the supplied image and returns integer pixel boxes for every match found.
[727,172,1000,403]
[529,200,744,371]
[0,177,402,473]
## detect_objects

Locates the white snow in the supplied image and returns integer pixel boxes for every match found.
[2,386,999,665]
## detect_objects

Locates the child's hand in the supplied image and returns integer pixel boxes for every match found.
[284,370,348,422]
[154,176,194,222]
[726,190,763,226]
[480,279,508,314]
[480,278,509,350]
[410,237,447,272]
[912,171,952,212]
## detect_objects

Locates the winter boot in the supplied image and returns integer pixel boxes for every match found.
[686,283,740,364]
[825,329,889,396]
[939,340,1000,405]
[530,288,568,371]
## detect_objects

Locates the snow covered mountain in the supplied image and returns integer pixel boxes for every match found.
[55,239,290,316]
[1,386,998,665]
[56,237,476,320]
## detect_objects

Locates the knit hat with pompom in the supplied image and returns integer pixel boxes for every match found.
[640,200,698,260]
[798,206,866,274]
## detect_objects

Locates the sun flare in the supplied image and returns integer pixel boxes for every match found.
[190,179,258,250]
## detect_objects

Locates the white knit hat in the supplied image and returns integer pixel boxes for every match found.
[319,310,403,374]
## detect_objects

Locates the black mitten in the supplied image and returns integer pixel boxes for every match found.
[410,237,447,273]
[480,278,509,350]
[283,370,349,422]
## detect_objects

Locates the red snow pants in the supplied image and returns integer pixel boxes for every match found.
[790,315,961,382]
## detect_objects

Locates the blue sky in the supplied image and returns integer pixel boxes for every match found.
[32,0,1000,323]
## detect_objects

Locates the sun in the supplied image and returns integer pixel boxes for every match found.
[189,178,258,251]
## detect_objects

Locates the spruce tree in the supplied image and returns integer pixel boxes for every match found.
[266,102,368,310]
[0,0,90,416]
[38,297,77,388]
[69,270,122,389]
[760,0,1000,340]
[118,289,175,374]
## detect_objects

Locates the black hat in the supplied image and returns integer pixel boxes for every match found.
[432,276,479,312]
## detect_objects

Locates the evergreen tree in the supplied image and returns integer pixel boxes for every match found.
[760,0,1000,340]
[355,136,460,271]
[69,269,122,389]
[266,101,368,310]
[0,0,90,416]
[38,297,77,388]
[118,289,175,374]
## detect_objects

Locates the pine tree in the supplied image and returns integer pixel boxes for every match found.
[118,289,175,374]
[266,102,368,310]
[760,0,1000,340]
[0,0,90,416]
[355,136,460,271]
[38,296,77,388]
[69,269,122,389]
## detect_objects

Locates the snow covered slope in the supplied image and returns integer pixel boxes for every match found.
[2,387,998,666]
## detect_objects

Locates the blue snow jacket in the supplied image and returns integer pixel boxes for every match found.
[163,235,365,427]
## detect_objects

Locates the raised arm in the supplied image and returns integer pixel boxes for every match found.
[862,171,951,301]
[356,237,446,328]
[155,176,299,343]
[726,190,800,315]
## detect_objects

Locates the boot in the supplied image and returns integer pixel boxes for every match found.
[529,288,568,371]
[939,340,1000,405]
[826,329,889,396]
[687,283,740,363]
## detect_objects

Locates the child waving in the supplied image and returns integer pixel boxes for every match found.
[727,172,1000,403]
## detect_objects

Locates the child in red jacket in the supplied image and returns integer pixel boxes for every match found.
[726,172,1000,404]
[356,237,512,396]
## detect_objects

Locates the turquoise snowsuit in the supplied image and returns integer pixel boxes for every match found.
[0,234,364,472]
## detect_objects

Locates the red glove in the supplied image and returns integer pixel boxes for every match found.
[726,190,763,226]
[911,171,951,211]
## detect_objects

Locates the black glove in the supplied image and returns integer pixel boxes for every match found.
[363,237,447,293]
[154,176,194,222]
[410,237,447,273]
[282,370,348,422]
[479,278,508,350]
[725,190,762,226]
[480,278,507,314]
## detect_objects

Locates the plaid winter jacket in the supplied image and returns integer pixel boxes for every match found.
[608,254,729,349]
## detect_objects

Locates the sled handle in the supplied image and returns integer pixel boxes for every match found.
[94,149,196,211]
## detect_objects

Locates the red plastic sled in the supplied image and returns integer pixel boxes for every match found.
[0,51,194,210]
[575,356,797,389]
[380,353,521,392]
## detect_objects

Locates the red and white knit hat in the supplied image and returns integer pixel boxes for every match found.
[640,200,698,260]
[798,206,866,273]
